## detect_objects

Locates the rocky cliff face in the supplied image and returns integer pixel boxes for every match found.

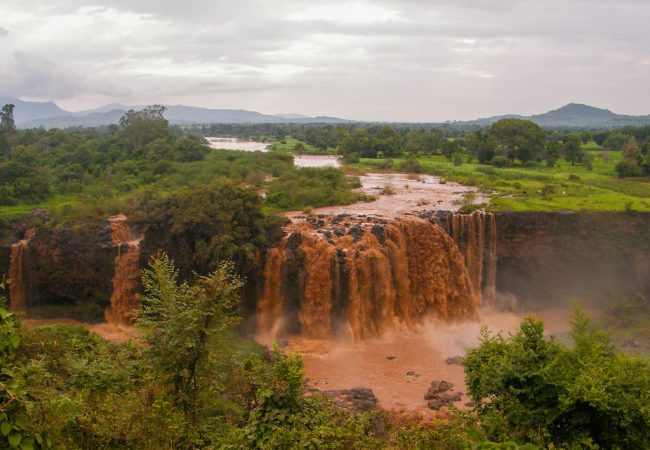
[1,220,117,320]
[494,212,650,308]
[1,211,648,320]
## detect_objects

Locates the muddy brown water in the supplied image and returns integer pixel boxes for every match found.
[289,172,485,219]
[206,137,270,152]
[284,307,575,416]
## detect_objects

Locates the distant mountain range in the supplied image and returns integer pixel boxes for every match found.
[2,97,649,129]
[460,103,650,128]
[0,97,350,128]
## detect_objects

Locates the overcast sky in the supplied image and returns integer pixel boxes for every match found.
[1,0,649,121]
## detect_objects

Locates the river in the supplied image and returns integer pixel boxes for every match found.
[206,137,270,152]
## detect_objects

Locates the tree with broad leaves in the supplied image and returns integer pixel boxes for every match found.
[0,104,17,160]
[488,118,546,165]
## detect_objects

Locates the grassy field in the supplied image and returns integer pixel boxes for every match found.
[350,151,650,212]
[267,137,336,154]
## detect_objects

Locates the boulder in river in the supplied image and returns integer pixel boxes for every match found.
[424,380,454,400]
[318,387,378,412]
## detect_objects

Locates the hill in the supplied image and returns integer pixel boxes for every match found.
[2,97,349,128]
[0,96,68,125]
[464,103,650,128]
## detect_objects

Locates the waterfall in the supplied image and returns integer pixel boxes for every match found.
[8,229,35,311]
[258,217,479,341]
[449,211,497,306]
[105,215,143,325]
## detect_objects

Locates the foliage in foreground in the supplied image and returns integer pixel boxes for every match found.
[2,258,390,449]
[3,265,650,449]
[464,308,650,449]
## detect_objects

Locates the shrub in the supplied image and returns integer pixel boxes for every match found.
[491,156,507,168]
[402,156,422,173]
[342,152,360,164]
[615,159,641,178]
[476,165,496,175]
[464,310,650,448]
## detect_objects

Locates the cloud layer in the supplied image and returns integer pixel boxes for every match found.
[1,1,649,120]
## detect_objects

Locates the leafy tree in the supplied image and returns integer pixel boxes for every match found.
[119,105,172,151]
[621,136,640,161]
[0,292,48,449]
[293,142,305,153]
[0,162,50,205]
[615,159,642,178]
[488,119,545,165]
[339,128,376,158]
[467,131,496,164]
[421,129,444,154]
[641,151,650,176]
[404,131,424,155]
[0,104,17,160]
[143,180,268,276]
[266,167,362,211]
[564,134,584,165]
[544,141,561,167]
[640,137,650,156]
[442,139,464,160]
[137,254,243,424]
[603,132,628,151]
[374,126,401,157]
[464,311,650,448]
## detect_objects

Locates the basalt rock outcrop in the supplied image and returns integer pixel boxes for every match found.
[3,209,649,326]
[1,218,143,321]
[311,387,379,412]
[424,380,462,410]
[6,221,115,319]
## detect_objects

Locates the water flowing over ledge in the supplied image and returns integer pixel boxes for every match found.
[105,215,143,325]
[257,213,497,342]
[8,229,35,311]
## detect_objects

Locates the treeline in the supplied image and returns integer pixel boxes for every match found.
[0,105,209,206]
[187,121,650,176]
[0,104,362,214]
[0,104,364,284]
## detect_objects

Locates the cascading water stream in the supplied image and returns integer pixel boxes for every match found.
[449,211,497,306]
[258,217,479,341]
[105,215,143,325]
[8,229,35,311]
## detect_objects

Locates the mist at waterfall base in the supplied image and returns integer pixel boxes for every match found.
[256,305,573,413]
[251,213,581,412]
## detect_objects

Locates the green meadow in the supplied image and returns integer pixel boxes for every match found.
[350,150,650,212]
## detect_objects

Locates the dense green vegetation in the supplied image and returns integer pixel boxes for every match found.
[465,309,650,449]
[351,151,650,212]
[1,266,648,449]
[4,102,650,221]
[191,119,650,212]
[266,136,335,155]
[0,105,363,245]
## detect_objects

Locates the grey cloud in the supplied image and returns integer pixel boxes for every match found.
[1,0,649,119]
[0,51,83,99]
[0,27,8,36]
